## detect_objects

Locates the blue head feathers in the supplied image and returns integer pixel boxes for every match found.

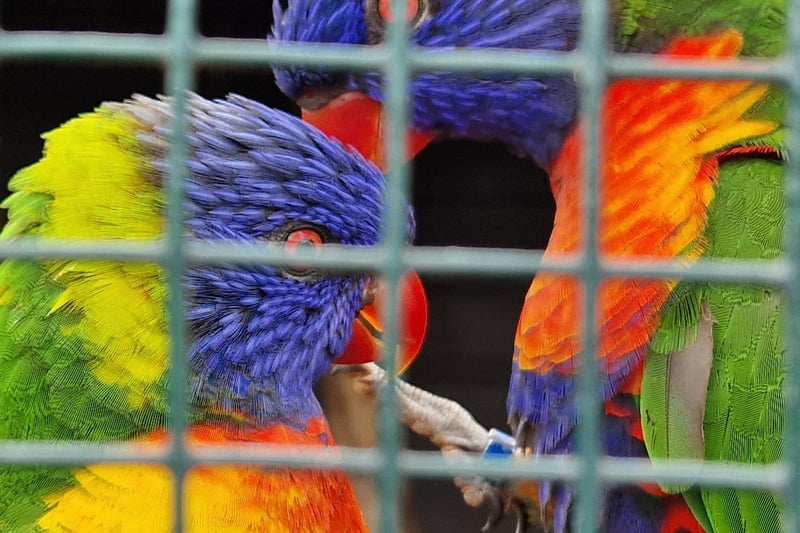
[271,0,581,169]
[129,93,405,426]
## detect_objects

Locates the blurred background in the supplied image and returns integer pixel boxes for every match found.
[0,2,555,531]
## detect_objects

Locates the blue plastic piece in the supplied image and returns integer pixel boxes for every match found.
[483,428,515,457]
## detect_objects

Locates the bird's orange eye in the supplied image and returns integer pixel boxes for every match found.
[286,228,324,253]
[378,0,420,23]
[285,228,324,273]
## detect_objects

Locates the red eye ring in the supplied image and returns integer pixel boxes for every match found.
[378,0,420,23]
[284,228,324,275]
[285,228,324,253]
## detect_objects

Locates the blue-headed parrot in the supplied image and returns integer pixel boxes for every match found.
[0,92,426,532]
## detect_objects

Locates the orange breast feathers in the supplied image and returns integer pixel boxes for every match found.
[38,421,368,533]
[514,30,776,375]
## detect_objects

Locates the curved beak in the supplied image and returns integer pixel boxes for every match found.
[304,92,431,374]
[301,91,435,171]
[336,271,428,375]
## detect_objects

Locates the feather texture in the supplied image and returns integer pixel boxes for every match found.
[0,94,401,531]
[271,0,788,530]
[510,29,775,445]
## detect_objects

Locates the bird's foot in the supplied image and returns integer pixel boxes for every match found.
[453,468,531,532]
[337,362,491,452]
[334,363,531,530]
[508,414,537,457]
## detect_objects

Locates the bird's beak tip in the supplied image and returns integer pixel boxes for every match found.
[304,92,431,373]
[335,271,428,374]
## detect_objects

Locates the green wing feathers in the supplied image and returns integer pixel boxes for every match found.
[619,6,788,528]
[0,102,169,529]
[614,0,786,58]
[642,149,786,533]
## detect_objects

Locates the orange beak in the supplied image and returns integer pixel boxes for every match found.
[301,91,435,171]
[335,271,428,375]
[302,92,432,374]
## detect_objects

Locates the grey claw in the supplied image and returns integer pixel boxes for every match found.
[512,497,530,533]
[480,483,505,532]
[514,418,535,455]
[477,483,532,532]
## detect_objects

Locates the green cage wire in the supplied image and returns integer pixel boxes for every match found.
[0,0,799,531]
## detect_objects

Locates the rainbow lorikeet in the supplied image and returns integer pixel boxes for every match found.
[271,1,787,531]
[0,93,426,532]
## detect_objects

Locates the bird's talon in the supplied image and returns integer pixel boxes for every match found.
[512,497,530,533]
[513,419,535,456]
[479,482,505,532]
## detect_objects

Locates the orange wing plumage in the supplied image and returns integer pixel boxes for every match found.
[514,30,775,376]
[506,29,777,533]
[38,421,368,533]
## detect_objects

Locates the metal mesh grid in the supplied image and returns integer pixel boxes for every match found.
[0,0,798,531]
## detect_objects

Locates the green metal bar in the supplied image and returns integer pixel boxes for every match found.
[0,31,794,82]
[163,0,197,530]
[204,39,388,69]
[574,0,608,530]
[0,32,170,63]
[0,32,387,68]
[607,54,792,81]
[783,0,800,530]
[377,1,416,531]
[398,454,788,490]
[0,240,790,283]
[0,438,787,490]
[0,441,787,490]
[413,49,789,80]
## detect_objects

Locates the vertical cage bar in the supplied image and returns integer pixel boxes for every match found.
[575,0,609,531]
[377,1,414,532]
[164,0,197,531]
[783,0,800,530]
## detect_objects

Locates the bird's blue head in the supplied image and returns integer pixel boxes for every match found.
[271,0,581,169]
[136,93,407,426]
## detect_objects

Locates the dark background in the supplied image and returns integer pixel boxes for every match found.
[0,2,554,531]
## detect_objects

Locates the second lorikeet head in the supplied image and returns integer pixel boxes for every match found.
[169,95,425,424]
[270,0,581,170]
